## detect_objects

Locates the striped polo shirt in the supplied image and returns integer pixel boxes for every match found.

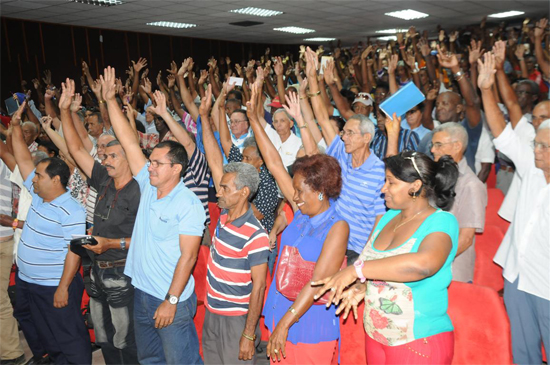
[327,135,386,254]
[17,170,86,286]
[206,207,269,316]
[183,146,211,225]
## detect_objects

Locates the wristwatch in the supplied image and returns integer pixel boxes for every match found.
[453,69,464,79]
[354,259,367,283]
[165,293,178,305]
[120,237,126,250]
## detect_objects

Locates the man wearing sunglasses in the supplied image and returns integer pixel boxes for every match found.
[59,80,140,364]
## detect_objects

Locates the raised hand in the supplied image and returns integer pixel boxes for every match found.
[468,39,485,65]
[426,80,440,101]
[404,51,416,69]
[198,70,209,84]
[254,67,265,88]
[42,70,52,86]
[140,77,152,94]
[274,56,284,76]
[245,84,260,121]
[91,79,102,97]
[322,60,335,85]
[132,57,148,73]
[99,66,117,101]
[436,45,459,69]
[123,91,133,106]
[45,89,55,100]
[388,54,399,74]
[31,78,42,90]
[418,38,430,57]
[282,92,302,121]
[224,57,231,66]
[396,32,404,45]
[11,100,27,126]
[150,90,167,115]
[156,71,163,86]
[167,74,176,89]
[361,45,373,60]
[534,18,548,38]
[385,112,401,137]
[82,61,90,75]
[492,41,506,70]
[299,77,309,96]
[234,63,243,77]
[449,31,459,43]
[59,78,75,110]
[141,68,149,80]
[477,54,496,91]
[198,84,213,116]
[70,93,82,113]
[515,44,526,60]
[439,30,446,42]
[187,57,195,72]
[167,61,178,75]
[305,47,319,80]
[39,115,53,131]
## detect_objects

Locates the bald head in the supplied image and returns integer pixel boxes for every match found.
[533,100,550,131]
[436,92,464,123]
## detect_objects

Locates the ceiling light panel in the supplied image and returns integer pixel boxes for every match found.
[304,37,336,41]
[70,0,124,6]
[147,21,197,29]
[377,36,397,41]
[488,11,525,18]
[375,29,400,34]
[385,9,429,20]
[274,26,315,35]
[230,7,283,17]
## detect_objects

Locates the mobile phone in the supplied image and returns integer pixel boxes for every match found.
[320,56,333,75]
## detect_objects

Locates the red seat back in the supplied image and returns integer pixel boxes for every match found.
[485,189,510,235]
[448,281,513,364]
[339,302,367,365]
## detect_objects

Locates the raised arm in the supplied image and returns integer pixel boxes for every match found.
[387,54,399,95]
[247,84,297,212]
[199,85,223,192]
[10,102,35,181]
[437,45,481,128]
[493,41,523,127]
[283,91,319,156]
[324,60,354,120]
[176,59,200,122]
[131,57,148,109]
[307,49,338,146]
[58,80,95,178]
[274,56,286,106]
[100,67,147,175]
[534,18,549,78]
[216,83,236,158]
[150,91,195,157]
[298,78,324,145]
[478,54,506,138]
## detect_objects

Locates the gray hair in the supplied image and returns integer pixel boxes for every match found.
[433,122,468,153]
[31,151,49,165]
[22,121,38,134]
[273,108,293,122]
[518,79,540,97]
[539,119,550,131]
[242,137,262,159]
[223,162,260,199]
[348,114,375,145]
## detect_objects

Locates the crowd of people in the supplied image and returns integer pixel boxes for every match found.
[0,14,548,365]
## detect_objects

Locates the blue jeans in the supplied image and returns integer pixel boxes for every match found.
[134,289,203,365]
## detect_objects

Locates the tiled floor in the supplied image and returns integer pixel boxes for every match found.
[19,331,271,364]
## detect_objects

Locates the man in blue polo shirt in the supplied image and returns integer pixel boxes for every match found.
[10,101,91,364]
[101,67,205,364]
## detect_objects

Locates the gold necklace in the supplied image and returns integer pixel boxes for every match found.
[393,206,430,233]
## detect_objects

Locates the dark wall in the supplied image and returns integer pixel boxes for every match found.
[1,17,299,106]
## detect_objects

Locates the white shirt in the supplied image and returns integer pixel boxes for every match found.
[498,115,537,221]
[493,124,550,300]
[9,165,33,258]
[264,124,301,168]
[474,124,495,175]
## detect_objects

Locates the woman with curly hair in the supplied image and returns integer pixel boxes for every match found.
[246,84,349,364]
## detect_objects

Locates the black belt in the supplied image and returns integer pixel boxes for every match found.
[96,259,126,269]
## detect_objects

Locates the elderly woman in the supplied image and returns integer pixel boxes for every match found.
[247,84,349,364]
[314,151,459,364]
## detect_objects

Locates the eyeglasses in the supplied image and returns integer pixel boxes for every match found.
[147,160,174,168]
[429,141,455,150]
[533,141,550,151]
[340,129,360,137]
[230,119,247,125]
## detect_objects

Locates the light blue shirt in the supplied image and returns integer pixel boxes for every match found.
[401,118,431,141]
[18,170,85,286]
[124,164,206,301]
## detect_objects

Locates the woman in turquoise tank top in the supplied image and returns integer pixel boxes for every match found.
[314,151,460,364]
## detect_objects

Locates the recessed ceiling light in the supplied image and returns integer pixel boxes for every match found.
[70,0,124,6]
[304,37,336,42]
[274,26,315,35]
[230,7,283,17]
[488,10,525,18]
[375,29,400,34]
[147,21,197,29]
[377,36,397,41]
[385,9,429,20]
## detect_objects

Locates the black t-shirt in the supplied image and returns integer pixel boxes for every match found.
[88,161,140,261]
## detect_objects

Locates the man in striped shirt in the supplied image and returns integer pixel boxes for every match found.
[10,102,91,364]
[202,153,269,362]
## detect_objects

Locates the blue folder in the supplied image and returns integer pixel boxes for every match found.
[379,81,425,119]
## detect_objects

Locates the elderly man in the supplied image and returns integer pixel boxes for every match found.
[304,47,385,264]
[430,122,487,282]
[10,101,91,364]
[59,79,140,364]
[21,122,39,152]
[101,67,205,364]
[479,54,549,365]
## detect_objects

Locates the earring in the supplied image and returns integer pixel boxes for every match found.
[318,192,324,201]
[412,194,417,202]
